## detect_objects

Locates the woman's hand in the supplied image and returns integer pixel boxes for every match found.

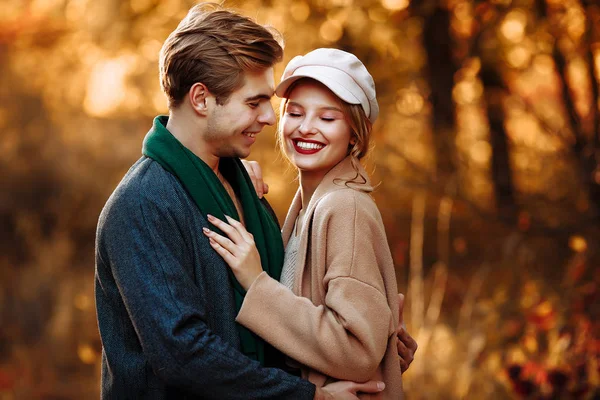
[203,214,263,290]
[241,160,269,198]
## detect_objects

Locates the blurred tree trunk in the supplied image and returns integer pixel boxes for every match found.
[418,0,459,184]
[469,3,518,221]
[547,0,600,218]
[480,64,518,221]
[583,1,600,213]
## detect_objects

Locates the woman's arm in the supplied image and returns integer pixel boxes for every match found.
[237,272,391,382]
[204,194,395,382]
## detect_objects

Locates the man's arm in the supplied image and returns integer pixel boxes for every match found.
[396,293,418,373]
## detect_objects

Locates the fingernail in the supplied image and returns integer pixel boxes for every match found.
[224,215,232,221]
[207,214,215,220]
[202,227,210,233]
[377,382,385,391]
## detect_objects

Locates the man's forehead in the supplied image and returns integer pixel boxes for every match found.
[237,68,275,99]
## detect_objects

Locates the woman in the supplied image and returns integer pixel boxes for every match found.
[204,48,404,398]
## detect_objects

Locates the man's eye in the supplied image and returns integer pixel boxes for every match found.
[248,102,259,108]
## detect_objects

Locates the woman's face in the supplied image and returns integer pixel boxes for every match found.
[280,80,353,180]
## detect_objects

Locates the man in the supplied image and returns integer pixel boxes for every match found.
[95,4,415,399]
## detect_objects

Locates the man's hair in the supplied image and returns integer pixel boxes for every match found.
[159,3,284,108]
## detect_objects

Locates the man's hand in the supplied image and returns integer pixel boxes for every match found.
[397,293,418,373]
[241,160,269,198]
[314,381,385,400]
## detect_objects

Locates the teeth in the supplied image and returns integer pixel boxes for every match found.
[296,141,324,150]
[243,132,256,138]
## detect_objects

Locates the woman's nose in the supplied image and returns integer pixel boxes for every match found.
[298,119,317,135]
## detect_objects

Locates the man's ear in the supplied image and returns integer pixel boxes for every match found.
[189,82,210,116]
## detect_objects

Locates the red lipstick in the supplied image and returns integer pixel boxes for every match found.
[292,139,325,155]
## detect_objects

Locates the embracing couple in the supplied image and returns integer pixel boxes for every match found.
[95,3,417,399]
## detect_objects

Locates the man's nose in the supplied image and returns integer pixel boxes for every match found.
[258,103,276,126]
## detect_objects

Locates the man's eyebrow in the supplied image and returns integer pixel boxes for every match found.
[244,94,273,102]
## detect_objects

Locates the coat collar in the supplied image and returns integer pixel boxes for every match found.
[281,156,373,246]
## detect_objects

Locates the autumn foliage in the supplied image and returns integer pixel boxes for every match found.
[1,0,599,398]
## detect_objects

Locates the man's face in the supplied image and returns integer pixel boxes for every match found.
[205,68,276,159]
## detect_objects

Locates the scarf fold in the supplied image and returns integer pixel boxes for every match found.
[142,116,284,365]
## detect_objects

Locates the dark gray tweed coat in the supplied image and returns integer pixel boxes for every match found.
[95,157,314,399]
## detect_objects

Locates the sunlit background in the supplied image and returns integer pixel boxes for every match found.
[1,0,599,398]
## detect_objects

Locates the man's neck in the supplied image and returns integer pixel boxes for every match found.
[165,111,245,223]
[166,111,220,174]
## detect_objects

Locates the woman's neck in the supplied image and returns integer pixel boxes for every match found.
[298,170,327,210]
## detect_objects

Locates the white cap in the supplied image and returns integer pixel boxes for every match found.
[275,48,379,123]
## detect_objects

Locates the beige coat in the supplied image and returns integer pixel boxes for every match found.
[237,157,403,399]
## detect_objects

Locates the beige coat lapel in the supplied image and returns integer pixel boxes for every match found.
[280,156,374,295]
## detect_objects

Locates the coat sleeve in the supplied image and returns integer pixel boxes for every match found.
[236,191,393,382]
[96,182,315,399]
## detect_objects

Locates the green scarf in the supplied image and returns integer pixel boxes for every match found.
[142,116,284,365]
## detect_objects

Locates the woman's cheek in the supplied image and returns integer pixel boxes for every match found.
[281,123,295,156]
[282,119,297,138]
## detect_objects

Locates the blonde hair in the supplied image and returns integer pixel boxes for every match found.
[277,78,372,185]
[159,3,283,108]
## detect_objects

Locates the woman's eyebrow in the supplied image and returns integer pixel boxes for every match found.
[287,101,342,113]
[319,106,343,112]
[286,101,304,108]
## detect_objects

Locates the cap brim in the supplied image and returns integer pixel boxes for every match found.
[275,66,363,107]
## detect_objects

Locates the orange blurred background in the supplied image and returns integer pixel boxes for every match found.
[1,0,599,398]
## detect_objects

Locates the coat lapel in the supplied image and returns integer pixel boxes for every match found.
[281,190,302,247]
[280,157,374,295]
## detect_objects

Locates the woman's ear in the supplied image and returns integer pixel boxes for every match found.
[189,82,210,116]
